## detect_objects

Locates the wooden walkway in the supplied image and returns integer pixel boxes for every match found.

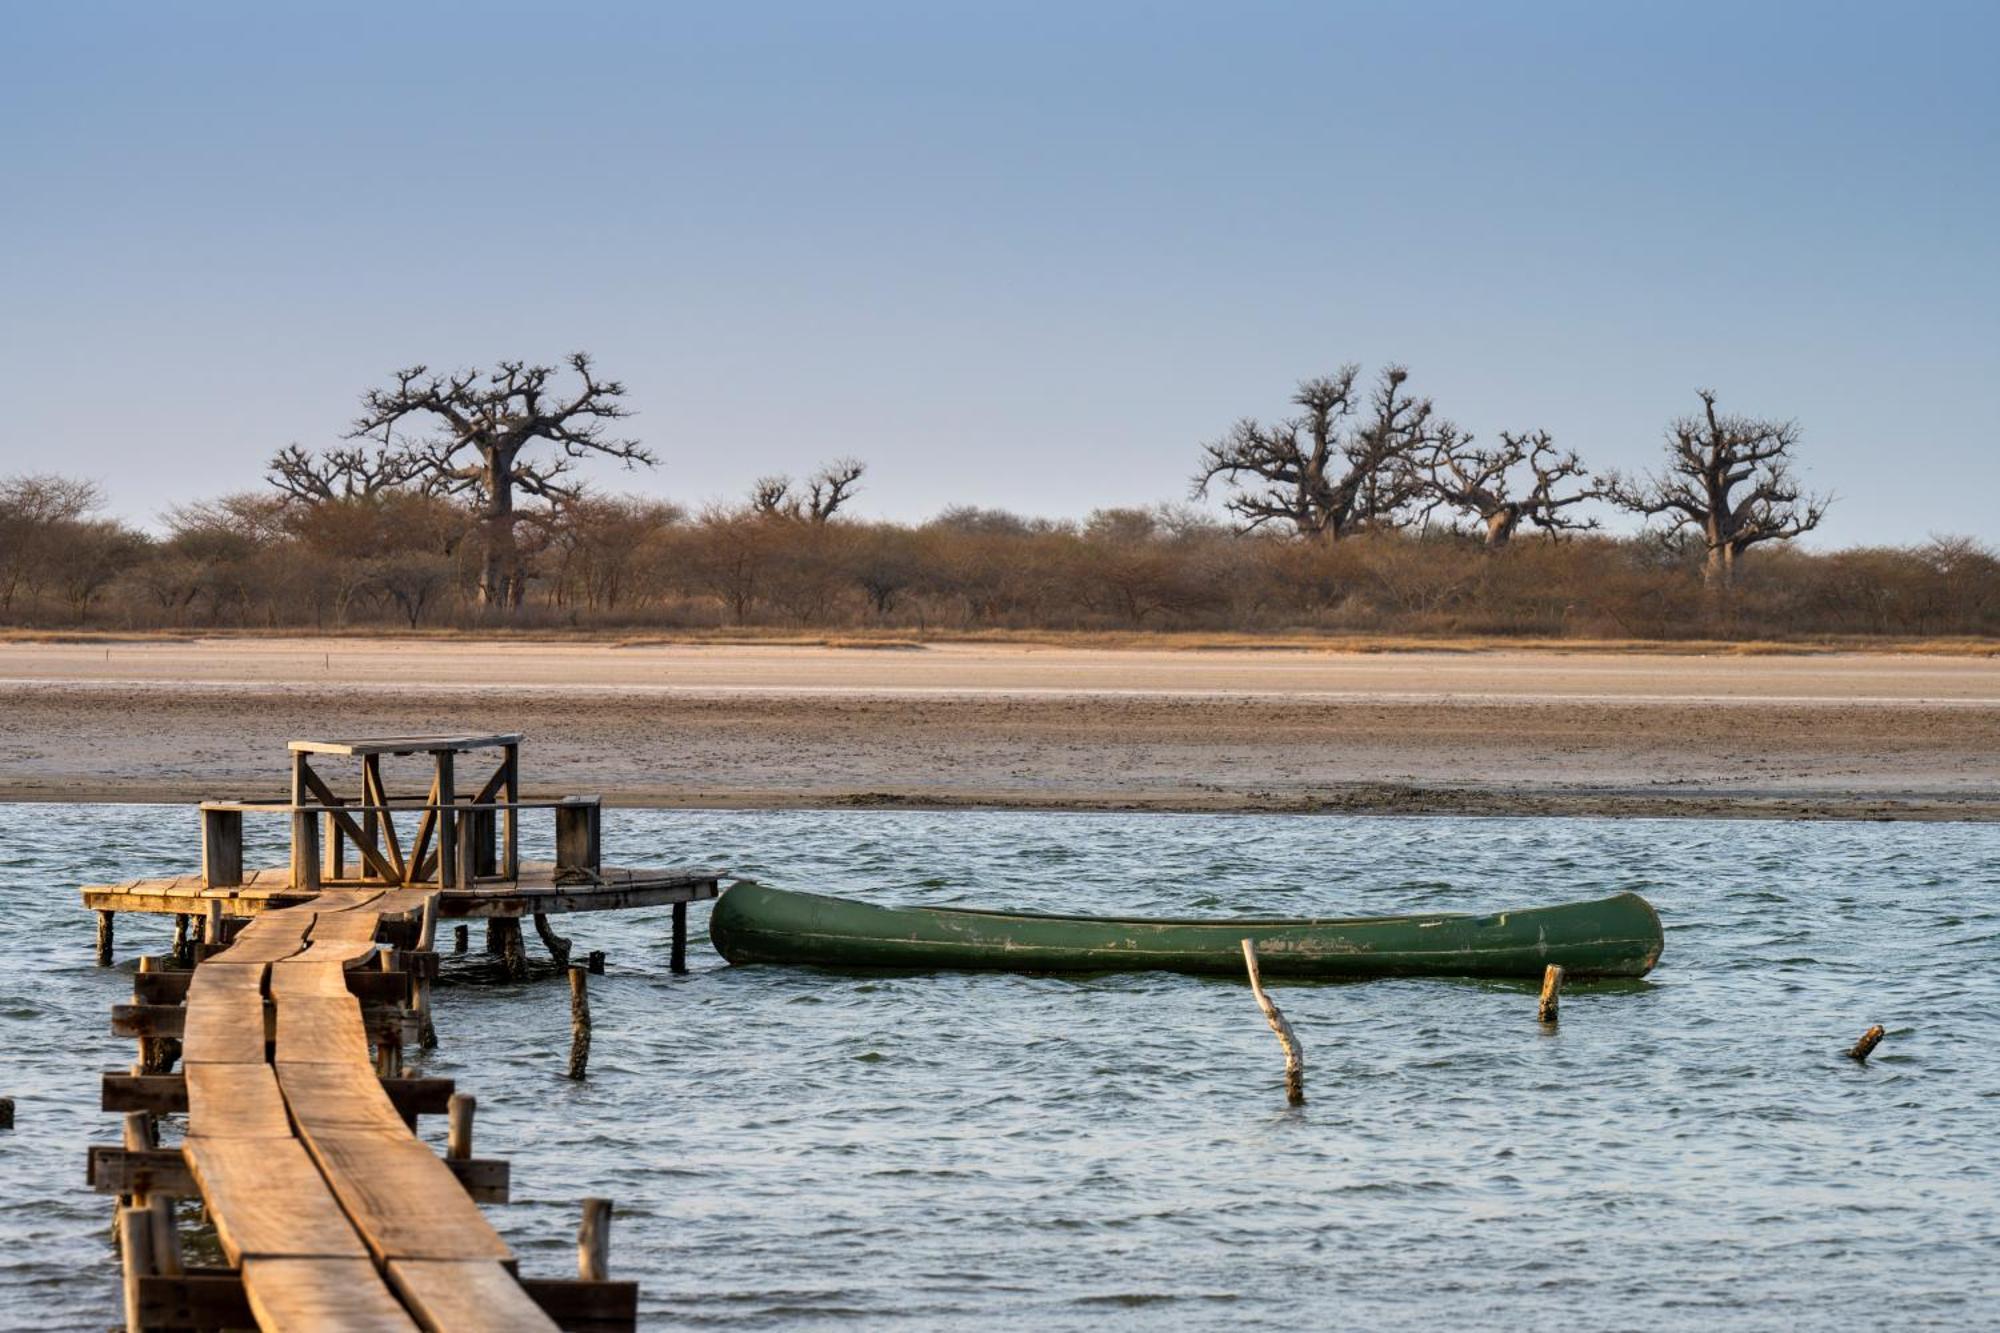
[94,888,637,1330]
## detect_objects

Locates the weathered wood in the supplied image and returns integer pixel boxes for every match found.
[454,924,469,955]
[135,1271,257,1330]
[186,1064,293,1139]
[274,993,372,1066]
[436,749,457,890]
[241,1257,419,1330]
[289,733,523,757]
[149,1192,182,1277]
[291,751,323,892]
[96,910,115,966]
[447,1092,475,1161]
[587,949,605,975]
[1848,1024,1886,1062]
[0,1096,14,1130]
[181,966,270,1064]
[89,1146,195,1197]
[299,763,403,884]
[443,1157,510,1204]
[172,912,193,965]
[517,1278,640,1333]
[501,741,521,879]
[364,754,409,883]
[1241,939,1305,1106]
[494,916,529,980]
[290,1127,514,1262]
[671,901,688,974]
[533,912,573,967]
[1538,964,1564,1024]
[276,1061,411,1134]
[567,966,591,1081]
[120,1203,155,1333]
[201,806,244,889]
[387,1259,559,1332]
[578,1198,612,1282]
[203,899,224,945]
[183,1134,373,1260]
[554,798,602,875]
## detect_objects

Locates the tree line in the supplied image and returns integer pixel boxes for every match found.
[2,354,1991,639]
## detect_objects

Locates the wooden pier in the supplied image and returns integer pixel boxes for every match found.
[83,735,726,1330]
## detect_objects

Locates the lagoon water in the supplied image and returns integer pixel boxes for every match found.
[3,805,1997,1329]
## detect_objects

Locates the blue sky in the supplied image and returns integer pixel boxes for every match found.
[3,1,1994,544]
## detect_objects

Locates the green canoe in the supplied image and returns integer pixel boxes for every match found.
[708,881,1664,980]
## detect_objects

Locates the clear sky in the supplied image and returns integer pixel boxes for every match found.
[3,1,1994,544]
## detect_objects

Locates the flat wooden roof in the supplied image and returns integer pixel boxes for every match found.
[288,734,523,757]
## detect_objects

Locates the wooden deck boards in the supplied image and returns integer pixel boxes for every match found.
[181,966,271,1064]
[295,1129,514,1263]
[242,1258,421,1331]
[387,1260,559,1332]
[81,863,722,916]
[185,1063,294,1139]
[184,1136,374,1262]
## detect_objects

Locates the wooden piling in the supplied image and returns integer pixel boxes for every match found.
[0,1097,13,1130]
[96,910,115,966]
[566,966,591,1080]
[1538,964,1564,1024]
[671,901,688,975]
[495,918,529,980]
[1847,1025,1886,1062]
[1241,940,1304,1106]
[171,914,191,967]
[203,900,223,947]
[578,1198,612,1281]
[118,1203,154,1333]
[447,1093,475,1161]
[533,912,573,968]
[587,950,605,975]
[148,1194,181,1277]
[453,924,469,955]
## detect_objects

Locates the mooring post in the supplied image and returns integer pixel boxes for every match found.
[1848,1025,1886,1062]
[578,1198,612,1281]
[453,924,469,955]
[1241,939,1305,1106]
[447,1093,475,1161]
[0,1097,13,1130]
[671,901,688,975]
[566,965,591,1080]
[587,949,605,975]
[95,910,115,967]
[1538,965,1564,1024]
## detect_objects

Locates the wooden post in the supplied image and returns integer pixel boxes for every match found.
[290,752,322,891]
[453,924,469,955]
[578,1198,612,1281]
[434,750,457,890]
[96,910,115,966]
[1847,1025,1886,1062]
[118,1203,154,1333]
[418,894,439,953]
[376,947,404,1077]
[1241,939,1305,1106]
[324,809,346,881]
[171,914,191,967]
[501,741,521,879]
[1538,965,1564,1024]
[148,1194,181,1277]
[566,966,591,1080]
[0,1097,13,1130]
[533,913,573,968]
[456,813,480,890]
[671,901,689,975]
[201,807,243,888]
[554,797,601,877]
[447,1093,475,1161]
[204,900,224,947]
[587,950,605,975]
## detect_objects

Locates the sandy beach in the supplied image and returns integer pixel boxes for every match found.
[1,636,1995,819]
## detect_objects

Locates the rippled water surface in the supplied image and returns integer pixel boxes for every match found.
[3,805,1998,1329]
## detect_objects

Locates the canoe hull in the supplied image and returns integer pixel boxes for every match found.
[708,882,1663,980]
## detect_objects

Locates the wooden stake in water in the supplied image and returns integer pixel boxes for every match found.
[578,1198,612,1281]
[1538,965,1564,1024]
[1241,939,1304,1106]
[447,1093,475,1161]
[1847,1025,1886,1062]
[566,965,591,1080]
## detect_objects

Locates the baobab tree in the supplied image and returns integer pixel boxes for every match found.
[748,458,866,523]
[1193,365,1443,539]
[1424,429,1602,547]
[320,353,653,610]
[267,443,425,502]
[1607,390,1829,586]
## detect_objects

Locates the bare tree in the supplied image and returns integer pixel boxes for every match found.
[266,444,425,503]
[0,475,103,614]
[331,353,653,609]
[1425,429,1602,547]
[747,458,866,523]
[1607,390,1830,586]
[1193,366,1441,539]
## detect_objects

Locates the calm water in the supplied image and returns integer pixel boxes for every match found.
[2,805,1997,1329]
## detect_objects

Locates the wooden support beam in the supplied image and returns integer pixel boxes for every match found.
[435,749,457,890]
[134,1272,257,1330]
[290,752,322,892]
[298,765,403,885]
[201,808,243,889]
[103,1072,455,1118]
[501,742,521,879]
[517,1277,639,1332]
[96,910,115,967]
[670,902,688,975]
[554,798,601,877]
[90,1146,196,1197]
[443,1157,510,1204]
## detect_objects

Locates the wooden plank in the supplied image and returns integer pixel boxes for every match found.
[387,1259,559,1332]
[242,1257,419,1331]
[276,1062,408,1134]
[272,958,365,998]
[290,733,522,757]
[442,1157,510,1204]
[515,1279,640,1333]
[104,1070,453,1119]
[185,1063,294,1139]
[87,1145,195,1196]
[299,763,404,883]
[136,1271,256,1330]
[294,1128,513,1262]
[102,1071,186,1114]
[273,993,371,1065]
[183,1136,371,1261]
[182,965,269,1064]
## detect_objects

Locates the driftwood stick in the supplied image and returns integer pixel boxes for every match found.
[1241,939,1304,1106]
[1847,1025,1886,1062]
[533,912,573,968]
[566,966,591,1080]
[447,1093,475,1161]
[578,1198,612,1281]
[1538,964,1564,1024]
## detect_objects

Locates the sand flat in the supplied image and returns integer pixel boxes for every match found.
[1,638,1995,819]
